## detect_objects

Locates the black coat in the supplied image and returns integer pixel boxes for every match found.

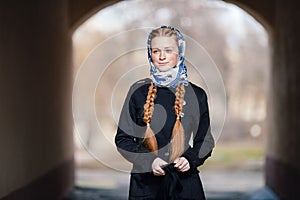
[115,78,214,200]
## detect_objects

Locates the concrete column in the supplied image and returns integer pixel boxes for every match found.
[0,1,74,199]
[266,0,300,198]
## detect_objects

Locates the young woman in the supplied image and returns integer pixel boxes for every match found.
[115,26,215,200]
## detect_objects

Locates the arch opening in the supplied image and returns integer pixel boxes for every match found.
[71,0,271,198]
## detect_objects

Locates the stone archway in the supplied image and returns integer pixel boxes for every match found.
[0,1,299,200]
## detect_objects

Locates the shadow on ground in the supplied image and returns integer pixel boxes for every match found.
[64,186,279,200]
[64,186,247,200]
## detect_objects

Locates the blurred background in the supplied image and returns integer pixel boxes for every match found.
[72,0,270,196]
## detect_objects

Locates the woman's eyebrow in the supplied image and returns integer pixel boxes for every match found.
[151,46,176,49]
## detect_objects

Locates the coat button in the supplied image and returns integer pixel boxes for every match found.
[164,152,169,156]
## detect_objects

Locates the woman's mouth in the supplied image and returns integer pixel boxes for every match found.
[158,62,168,65]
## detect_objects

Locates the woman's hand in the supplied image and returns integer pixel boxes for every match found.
[152,157,168,176]
[174,157,190,172]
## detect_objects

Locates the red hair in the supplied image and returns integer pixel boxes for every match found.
[143,83,185,162]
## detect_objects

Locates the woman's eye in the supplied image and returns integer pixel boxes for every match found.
[152,50,159,54]
[165,49,173,53]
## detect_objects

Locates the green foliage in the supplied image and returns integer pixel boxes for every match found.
[202,142,264,170]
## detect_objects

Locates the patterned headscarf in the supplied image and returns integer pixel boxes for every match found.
[147,25,189,88]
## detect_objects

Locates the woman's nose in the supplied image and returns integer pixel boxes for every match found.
[159,51,166,60]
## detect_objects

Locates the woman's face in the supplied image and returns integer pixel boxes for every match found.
[151,36,178,72]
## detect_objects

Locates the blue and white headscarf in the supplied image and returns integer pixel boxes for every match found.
[147,25,189,88]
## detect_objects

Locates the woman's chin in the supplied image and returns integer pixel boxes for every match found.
[156,66,172,72]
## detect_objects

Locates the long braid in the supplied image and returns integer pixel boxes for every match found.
[169,83,186,162]
[143,82,158,153]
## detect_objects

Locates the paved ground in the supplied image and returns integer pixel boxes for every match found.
[65,146,279,200]
[64,168,278,200]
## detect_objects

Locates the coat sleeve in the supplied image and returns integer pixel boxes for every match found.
[181,88,215,173]
[115,84,157,173]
